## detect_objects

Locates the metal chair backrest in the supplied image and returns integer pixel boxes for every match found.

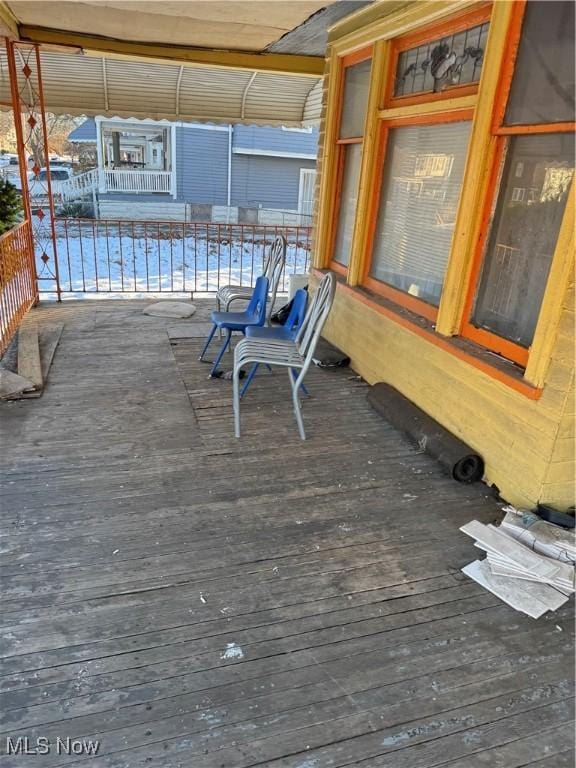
[263,235,287,323]
[246,275,269,325]
[283,288,308,337]
[295,272,336,362]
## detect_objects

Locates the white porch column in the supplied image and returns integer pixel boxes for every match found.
[170,124,177,200]
[95,117,105,193]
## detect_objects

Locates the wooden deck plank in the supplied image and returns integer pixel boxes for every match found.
[16,326,43,390]
[0,300,573,767]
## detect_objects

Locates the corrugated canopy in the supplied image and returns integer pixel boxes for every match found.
[0,46,324,126]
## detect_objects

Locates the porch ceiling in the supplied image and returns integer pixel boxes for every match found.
[0,45,324,126]
[5,1,333,53]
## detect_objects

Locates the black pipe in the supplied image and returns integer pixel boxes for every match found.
[367,382,484,483]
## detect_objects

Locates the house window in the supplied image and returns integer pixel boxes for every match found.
[330,48,372,272]
[333,143,363,267]
[504,0,575,126]
[461,1,575,365]
[367,120,472,313]
[359,7,487,320]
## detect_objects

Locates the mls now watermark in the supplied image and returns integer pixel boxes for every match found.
[5,736,100,756]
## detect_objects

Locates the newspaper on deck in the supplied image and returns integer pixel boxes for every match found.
[500,506,576,565]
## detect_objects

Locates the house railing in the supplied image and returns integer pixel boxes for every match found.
[0,220,37,357]
[102,170,173,194]
[59,169,99,202]
[50,218,312,296]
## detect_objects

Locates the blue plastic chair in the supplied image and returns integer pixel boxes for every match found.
[199,276,268,376]
[241,288,308,397]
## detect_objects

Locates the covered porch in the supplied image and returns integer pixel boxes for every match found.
[1,299,573,766]
[0,1,574,764]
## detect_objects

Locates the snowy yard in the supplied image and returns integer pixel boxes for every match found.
[37,219,311,296]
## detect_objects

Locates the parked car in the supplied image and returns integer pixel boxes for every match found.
[11,166,74,198]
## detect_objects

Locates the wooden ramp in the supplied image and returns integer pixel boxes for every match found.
[0,300,573,767]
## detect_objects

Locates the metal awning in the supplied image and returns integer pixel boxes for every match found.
[0,46,324,126]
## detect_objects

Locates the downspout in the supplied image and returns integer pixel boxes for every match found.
[227,124,232,209]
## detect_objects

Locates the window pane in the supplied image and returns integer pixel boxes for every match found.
[333,143,362,267]
[369,121,472,306]
[395,22,489,97]
[339,59,371,139]
[505,0,575,125]
[472,133,574,348]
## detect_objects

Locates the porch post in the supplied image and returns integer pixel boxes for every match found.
[6,39,61,300]
[170,124,177,200]
[95,117,105,193]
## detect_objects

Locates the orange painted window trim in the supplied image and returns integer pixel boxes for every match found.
[460,0,575,366]
[496,122,576,136]
[387,83,480,110]
[361,108,475,321]
[336,136,364,145]
[342,46,373,68]
[363,276,438,322]
[490,0,526,132]
[461,322,529,367]
[330,259,348,277]
[314,269,542,401]
[384,3,492,110]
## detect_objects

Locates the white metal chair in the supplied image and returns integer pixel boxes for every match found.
[216,235,287,325]
[232,272,336,440]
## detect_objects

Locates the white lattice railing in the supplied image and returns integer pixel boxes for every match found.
[59,169,99,201]
[103,170,172,194]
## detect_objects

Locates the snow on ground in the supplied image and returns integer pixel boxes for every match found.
[37,220,311,298]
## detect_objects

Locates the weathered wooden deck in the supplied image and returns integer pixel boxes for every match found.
[0,299,573,768]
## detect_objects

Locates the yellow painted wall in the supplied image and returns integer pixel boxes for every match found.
[318,278,575,510]
[540,276,576,509]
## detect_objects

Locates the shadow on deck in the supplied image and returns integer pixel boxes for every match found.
[0,300,573,768]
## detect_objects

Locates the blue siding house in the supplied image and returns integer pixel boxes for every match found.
[68,118,318,222]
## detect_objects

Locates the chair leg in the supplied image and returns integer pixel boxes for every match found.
[199,323,217,361]
[233,361,242,438]
[240,362,259,398]
[210,329,232,376]
[288,369,306,440]
[216,296,222,339]
[290,368,309,397]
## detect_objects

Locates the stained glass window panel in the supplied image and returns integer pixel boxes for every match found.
[394,22,489,98]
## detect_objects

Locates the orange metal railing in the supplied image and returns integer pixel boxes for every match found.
[0,220,37,357]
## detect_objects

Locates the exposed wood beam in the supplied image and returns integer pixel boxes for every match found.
[18,25,326,77]
[0,1,19,38]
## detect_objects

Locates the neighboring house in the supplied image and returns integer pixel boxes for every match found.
[68,117,318,223]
